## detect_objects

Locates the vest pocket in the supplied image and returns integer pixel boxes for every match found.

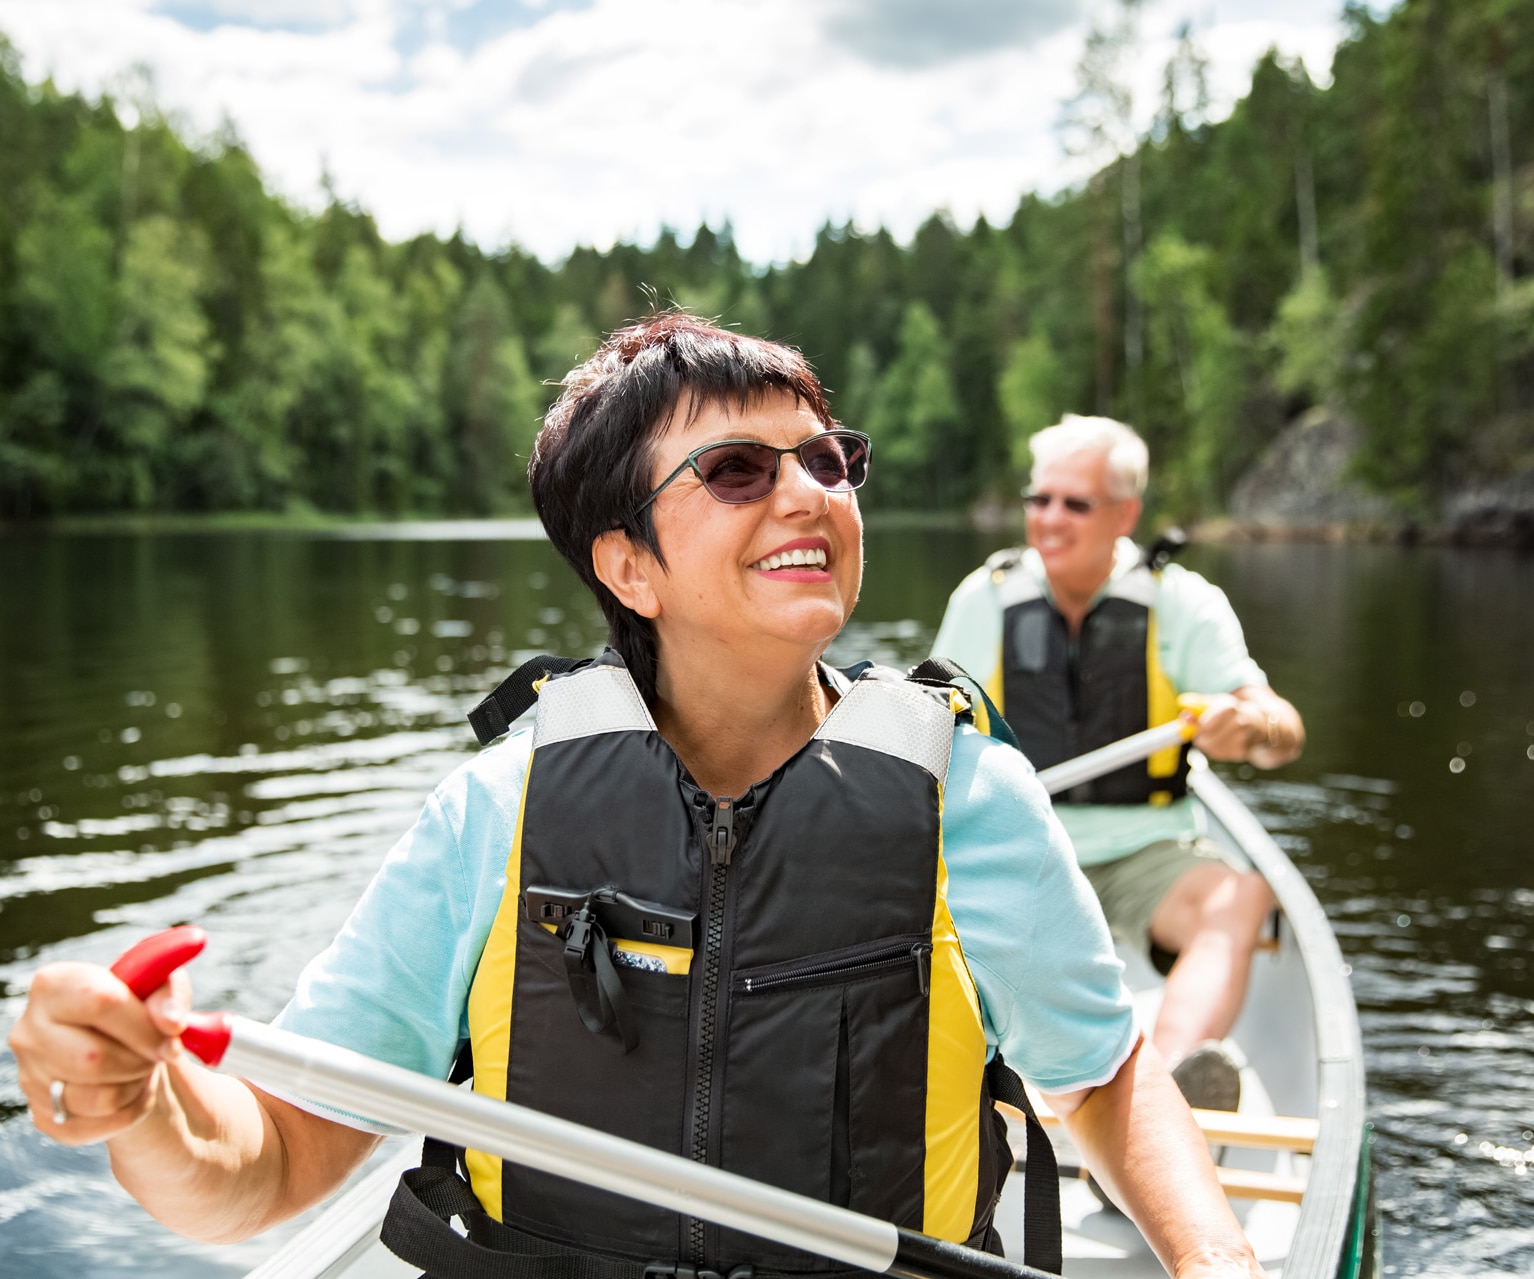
[717,933,931,1266]
[498,915,692,1255]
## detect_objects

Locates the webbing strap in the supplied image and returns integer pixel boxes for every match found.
[381,1165,865,1279]
[382,1165,646,1279]
[986,1056,1062,1276]
[562,906,639,1053]
[469,655,587,746]
[906,657,1022,754]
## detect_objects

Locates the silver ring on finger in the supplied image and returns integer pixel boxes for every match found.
[49,1078,69,1126]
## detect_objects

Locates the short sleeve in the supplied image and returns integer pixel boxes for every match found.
[270,731,533,1129]
[941,727,1138,1094]
[1157,565,1268,693]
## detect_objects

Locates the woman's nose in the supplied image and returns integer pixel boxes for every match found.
[773,454,831,514]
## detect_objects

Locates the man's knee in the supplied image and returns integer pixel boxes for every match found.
[1194,869,1274,941]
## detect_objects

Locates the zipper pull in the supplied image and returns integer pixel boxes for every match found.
[912,942,931,997]
[709,796,737,866]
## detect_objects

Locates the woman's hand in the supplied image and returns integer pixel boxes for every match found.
[8,960,190,1146]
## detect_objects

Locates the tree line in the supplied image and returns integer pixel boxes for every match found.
[1,0,1531,522]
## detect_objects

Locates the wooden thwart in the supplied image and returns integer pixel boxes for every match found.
[1053,1161,1306,1205]
[998,1100,1318,1154]
[999,1101,1316,1205]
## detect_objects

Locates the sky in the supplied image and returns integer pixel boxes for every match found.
[0,0,1364,265]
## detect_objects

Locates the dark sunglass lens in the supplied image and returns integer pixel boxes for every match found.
[697,442,777,503]
[800,436,851,489]
[801,434,867,490]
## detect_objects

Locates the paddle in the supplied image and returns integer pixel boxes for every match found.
[110,928,1058,1279]
[1034,705,1203,797]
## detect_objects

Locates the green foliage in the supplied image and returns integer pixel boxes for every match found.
[1268,268,1346,405]
[998,333,1066,471]
[1134,233,1251,512]
[863,303,962,508]
[1,0,1532,521]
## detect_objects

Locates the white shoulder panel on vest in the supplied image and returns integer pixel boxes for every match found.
[813,678,954,783]
[1104,563,1159,608]
[533,664,657,748]
[994,561,1045,611]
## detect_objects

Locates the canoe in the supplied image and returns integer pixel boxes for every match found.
[1008,753,1379,1278]
[241,750,1377,1279]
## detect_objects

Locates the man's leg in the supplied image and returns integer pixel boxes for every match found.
[1147,860,1275,1068]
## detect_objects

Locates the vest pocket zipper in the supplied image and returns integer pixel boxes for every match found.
[731,933,932,997]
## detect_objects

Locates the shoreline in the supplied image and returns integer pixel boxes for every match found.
[3,507,1530,550]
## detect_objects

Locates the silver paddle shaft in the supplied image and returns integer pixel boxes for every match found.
[222,1018,900,1272]
[1035,719,1189,795]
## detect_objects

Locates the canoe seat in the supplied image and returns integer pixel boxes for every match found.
[998,1100,1316,1205]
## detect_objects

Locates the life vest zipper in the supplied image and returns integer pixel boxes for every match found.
[732,935,932,997]
[688,792,738,1262]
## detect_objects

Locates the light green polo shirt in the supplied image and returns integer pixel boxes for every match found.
[931,538,1267,866]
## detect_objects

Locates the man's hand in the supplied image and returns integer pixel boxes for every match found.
[1187,687,1303,768]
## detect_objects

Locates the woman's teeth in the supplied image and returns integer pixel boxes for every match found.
[751,547,828,571]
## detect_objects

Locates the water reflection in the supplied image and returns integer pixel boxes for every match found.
[0,529,1531,1276]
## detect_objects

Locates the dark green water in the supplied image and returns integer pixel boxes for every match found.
[1,526,1530,1276]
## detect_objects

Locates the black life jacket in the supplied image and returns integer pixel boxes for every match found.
[381,651,1060,1279]
[989,549,1189,806]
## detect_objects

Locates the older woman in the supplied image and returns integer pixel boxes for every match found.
[9,314,1262,1279]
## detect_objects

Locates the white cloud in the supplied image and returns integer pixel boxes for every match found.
[0,0,1350,264]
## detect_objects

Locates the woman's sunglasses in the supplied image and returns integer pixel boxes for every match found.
[636,429,872,512]
[1022,490,1105,516]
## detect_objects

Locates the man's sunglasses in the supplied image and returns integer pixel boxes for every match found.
[1023,490,1106,516]
[636,430,872,512]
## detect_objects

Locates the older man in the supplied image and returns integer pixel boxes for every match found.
[933,414,1304,1110]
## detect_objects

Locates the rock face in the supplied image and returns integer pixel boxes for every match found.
[1441,471,1534,547]
[1227,408,1399,533]
[1224,407,1534,547]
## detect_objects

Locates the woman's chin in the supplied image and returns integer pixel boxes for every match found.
[741,606,851,658]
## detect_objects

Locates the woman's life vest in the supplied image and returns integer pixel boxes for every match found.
[380,650,1061,1279]
[988,549,1189,807]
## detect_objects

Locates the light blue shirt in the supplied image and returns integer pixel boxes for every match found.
[274,721,1137,1127]
[932,538,1268,866]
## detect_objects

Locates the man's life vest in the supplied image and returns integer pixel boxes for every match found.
[380,651,1060,1279]
[988,549,1189,806]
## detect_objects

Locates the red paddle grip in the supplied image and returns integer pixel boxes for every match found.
[110,925,208,999]
[108,926,233,1066]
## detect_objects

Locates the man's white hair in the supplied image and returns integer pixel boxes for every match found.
[1027,414,1148,500]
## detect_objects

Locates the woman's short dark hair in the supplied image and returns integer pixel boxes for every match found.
[528,312,836,704]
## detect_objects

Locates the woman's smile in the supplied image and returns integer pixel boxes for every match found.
[747,537,831,577]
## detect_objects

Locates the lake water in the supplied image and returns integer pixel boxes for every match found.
[1,526,1531,1276]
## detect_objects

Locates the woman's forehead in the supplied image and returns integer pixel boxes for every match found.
[657,389,821,449]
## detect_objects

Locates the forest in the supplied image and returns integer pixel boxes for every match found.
[1,0,1531,522]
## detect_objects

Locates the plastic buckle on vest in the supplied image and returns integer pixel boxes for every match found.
[563,903,596,969]
[644,1265,754,1279]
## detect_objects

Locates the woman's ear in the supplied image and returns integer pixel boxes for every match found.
[592,530,661,619]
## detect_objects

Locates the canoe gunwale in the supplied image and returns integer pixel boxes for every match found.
[1188,754,1370,1279]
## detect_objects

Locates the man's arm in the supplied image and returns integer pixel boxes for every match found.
[1189,685,1304,769]
[1050,1036,1266,1279]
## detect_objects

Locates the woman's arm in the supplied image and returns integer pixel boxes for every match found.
[10,959,378,1243]
[1050,1035,1265,1279]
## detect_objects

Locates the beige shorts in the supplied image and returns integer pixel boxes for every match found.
[1080,835,1246,956]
